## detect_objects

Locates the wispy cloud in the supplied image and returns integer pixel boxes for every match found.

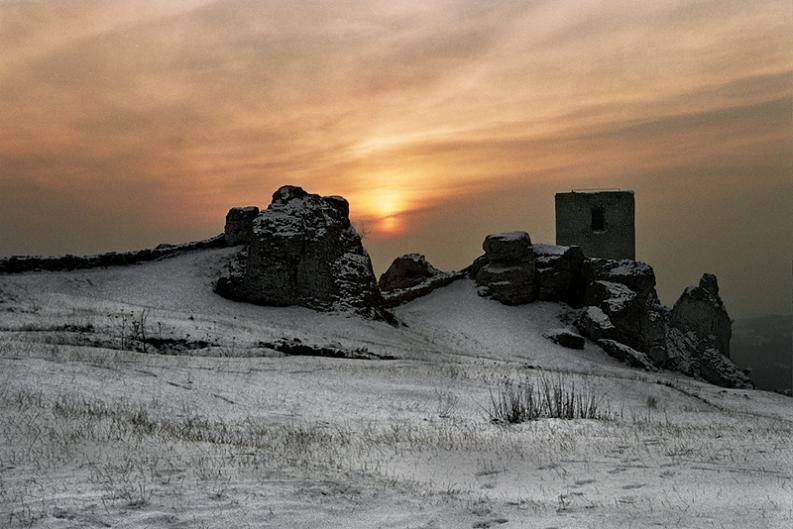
[0,0,790,315]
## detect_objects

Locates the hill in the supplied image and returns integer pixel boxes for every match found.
[1,248,792,528]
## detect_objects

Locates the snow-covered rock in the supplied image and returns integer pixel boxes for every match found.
[597,339,656,371]
[698,347,752,389]
[474,231,537,305]
[671,273,731,358]
[543,328,585,349]
[574,306,618,341]
[379,254,463,307]
[224,206,260,245]
[482,231,532,262]
[533,244,586,305]
[574,260,749,388]
[379,253,440,292]
[584,258,656,293]
[215,185,389,320]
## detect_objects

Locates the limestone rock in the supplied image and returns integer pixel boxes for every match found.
[224,206,260,246]
[474,231,537,305]
[216,185,389,320]
[476,263,536,305]
[698,347,753,389]
[597,339,656,371]
[671,273,731,357]
[584,258,656,293]
[586,280,637,310]
[464,254,488,279]
[543,328,585,349]
[379,254,440,292]
[573,260,748,388]
[574,306,618,341]
[533,244,586,305]
[379,254,463,308]
[483,231,532,262]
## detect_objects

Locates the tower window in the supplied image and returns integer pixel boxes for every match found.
[591,207,605,232]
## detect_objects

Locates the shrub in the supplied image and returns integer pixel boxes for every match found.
[487,373,609,424]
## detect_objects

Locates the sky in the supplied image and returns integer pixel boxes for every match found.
[0,0,791,318]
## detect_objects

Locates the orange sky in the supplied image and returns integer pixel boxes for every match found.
[1,0,791,317]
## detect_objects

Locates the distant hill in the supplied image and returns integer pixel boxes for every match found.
[732,315,792,392]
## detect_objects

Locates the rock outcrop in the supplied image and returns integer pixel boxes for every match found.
[534,244,586,306]
[572,262,751,388]
[584,258,656,293]
[379,254,463,308]
[224,206,260,245]
[671,273,731,358]
[574,306,618,341]
[466,230,749,388]
[216,185,390,320]
[543,328,585,349]
[597,339,656,371]
[379,253,439,291]
[474,231,537,305]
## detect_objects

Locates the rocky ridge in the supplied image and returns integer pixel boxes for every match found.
[464,231,750,388]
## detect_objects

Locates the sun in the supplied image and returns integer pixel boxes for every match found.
[353,188,409,237]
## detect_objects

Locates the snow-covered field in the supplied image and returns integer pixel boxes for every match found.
[1,248,791,528]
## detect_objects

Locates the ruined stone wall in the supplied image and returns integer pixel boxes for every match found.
[555,191,635,260]
[0,235,227,274]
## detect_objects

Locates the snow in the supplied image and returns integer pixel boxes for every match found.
[488,231,529,242]
[1,248,792,528]
[582,305,612,325]
[596,280,637,312]
[532,243,569,256]
[608,260,653,277]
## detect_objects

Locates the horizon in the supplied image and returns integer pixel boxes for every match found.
[1,0,791,318]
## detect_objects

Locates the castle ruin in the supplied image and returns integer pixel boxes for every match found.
[555,190,635,260]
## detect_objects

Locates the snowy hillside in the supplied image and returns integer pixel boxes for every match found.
[1,248,791,528]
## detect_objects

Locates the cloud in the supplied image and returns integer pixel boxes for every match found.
[0,0,790,315]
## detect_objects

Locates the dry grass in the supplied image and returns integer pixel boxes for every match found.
[487,373,610,423]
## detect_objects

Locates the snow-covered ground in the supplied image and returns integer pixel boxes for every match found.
[1,248,791,528]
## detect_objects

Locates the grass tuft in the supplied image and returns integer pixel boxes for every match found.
[487,373,610,424]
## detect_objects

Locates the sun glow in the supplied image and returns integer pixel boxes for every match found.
[351,188,410,237]
[377,215,404,236]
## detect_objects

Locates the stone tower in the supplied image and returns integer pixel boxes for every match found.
[555,190,635,260]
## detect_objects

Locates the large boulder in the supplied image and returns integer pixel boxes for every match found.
[533,244,586,305]
[580,259,663,354]
[379,254,463,308]
[476,264,536,305]
[574,306,618,341]
[482,231,532,262]
[698,347,752,389]
[474,231,537,305]
[224,206,260,245]
[584,258,656,293]
[379,254,440,291]
[671,273,731,358]
[597,339,656,371]
[216,185,389,320]
[543,328,585,349]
